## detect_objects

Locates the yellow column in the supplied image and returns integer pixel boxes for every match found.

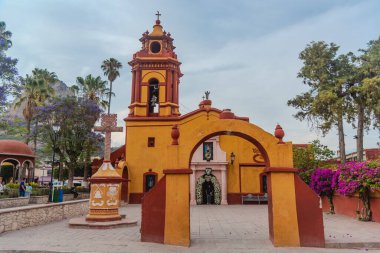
[269,169,300,247]
[163,169,192,247]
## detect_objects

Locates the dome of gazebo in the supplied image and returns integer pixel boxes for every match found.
[0,140,35,157]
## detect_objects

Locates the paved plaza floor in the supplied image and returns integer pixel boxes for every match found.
[1,204,380,253]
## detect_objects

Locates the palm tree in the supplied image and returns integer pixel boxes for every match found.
[72,74,108,109]
[101,58,122,114]
[29,69,58,151]
[14,76,49,144]
[0,21,12,50]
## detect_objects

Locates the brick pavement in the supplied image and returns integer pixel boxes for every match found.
[0,205,380,253]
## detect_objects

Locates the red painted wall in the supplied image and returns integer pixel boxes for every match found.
[294,175,325,248]
[141,176,166,243]
[322,194,380,222]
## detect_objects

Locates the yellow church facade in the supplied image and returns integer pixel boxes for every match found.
[123,17,289,205]
[99,15,325,248]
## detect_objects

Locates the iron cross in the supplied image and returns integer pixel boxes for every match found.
[156,11,161,20]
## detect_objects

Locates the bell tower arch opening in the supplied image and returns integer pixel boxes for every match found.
[148,78,159,115]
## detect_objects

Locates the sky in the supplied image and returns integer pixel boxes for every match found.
[1,0,380,154]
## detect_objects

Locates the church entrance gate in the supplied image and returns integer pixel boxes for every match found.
[140,118,325,248]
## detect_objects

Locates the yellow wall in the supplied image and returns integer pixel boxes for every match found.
[219,135,265,193]
[240,167,265,193]
[125,110,294,195]
[141,70,166,82]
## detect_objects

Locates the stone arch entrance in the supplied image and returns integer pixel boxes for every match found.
[141,117,325,248]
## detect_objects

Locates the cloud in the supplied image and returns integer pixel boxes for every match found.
[1,0,379,151]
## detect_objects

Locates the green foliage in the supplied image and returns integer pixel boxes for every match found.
[27,182,39,188]
[75,186,90,192]
[31,187,50,196]
[293,140,334,184]
[5,182,19,189]
[101,57,122,114]
[3,188,18,198]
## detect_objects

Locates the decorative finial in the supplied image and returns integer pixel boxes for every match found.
[202,95,205,100]
[156,11,161,20]
[205,91,210,100]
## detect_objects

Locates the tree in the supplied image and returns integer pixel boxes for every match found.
[71,74,108,186]
[293,139,334,184]
[0,21,12,50]
[349,38,380,161]
[13,76,49,144]
[31,68,58,151]
[71,74,108,109]
[288,42,353,164]
[38,97,102,187]
[101,58,122,114]
[0,21,19,114]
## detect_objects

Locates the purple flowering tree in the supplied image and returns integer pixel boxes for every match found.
[38,96,102,187]
[335,161,380,221]
[310,168,336,214]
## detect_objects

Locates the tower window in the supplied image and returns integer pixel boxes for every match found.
[150,41,161,53]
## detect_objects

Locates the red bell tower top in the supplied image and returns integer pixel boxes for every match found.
[128,12,183,117]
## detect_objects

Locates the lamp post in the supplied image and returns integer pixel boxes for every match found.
[49,125,60,202]
[230,152,235,165]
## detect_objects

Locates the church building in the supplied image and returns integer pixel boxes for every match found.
[105,15,273,205]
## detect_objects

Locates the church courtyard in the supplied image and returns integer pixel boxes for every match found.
[0,204,379,253]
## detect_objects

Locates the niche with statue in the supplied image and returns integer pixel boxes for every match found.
[195,168,221,205]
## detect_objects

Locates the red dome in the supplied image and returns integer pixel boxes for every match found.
[0,140,34,157]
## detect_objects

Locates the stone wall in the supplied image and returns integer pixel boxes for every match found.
[29,195,49,204]
[0,199,89,233]
[63,193,90,202]
[0,197,30,209]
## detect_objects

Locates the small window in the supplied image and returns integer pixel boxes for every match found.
[148,137,155,147]
[150,41,161,53]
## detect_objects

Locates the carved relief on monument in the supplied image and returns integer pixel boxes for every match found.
[106,184,120,206]
[91,184,105,207]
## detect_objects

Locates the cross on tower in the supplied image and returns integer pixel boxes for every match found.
[156,11,161,20]
[94,114,123,161]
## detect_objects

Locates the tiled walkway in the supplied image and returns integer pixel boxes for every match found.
[1,205,380,253]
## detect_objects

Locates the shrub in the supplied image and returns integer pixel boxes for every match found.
[335,161,380,221]
[310,168,336,214]
[5,182,19,189]
[31,188,50,196]
[27,182,40,188]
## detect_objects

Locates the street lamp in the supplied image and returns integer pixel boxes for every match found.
[49,124,60,202]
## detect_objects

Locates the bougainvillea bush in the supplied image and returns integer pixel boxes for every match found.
[334,161,380,221]
[310,168,336,214]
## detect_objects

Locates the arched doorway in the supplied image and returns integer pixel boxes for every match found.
[141,122,324,248]
[121,166,129,203]
[0,159,20,183]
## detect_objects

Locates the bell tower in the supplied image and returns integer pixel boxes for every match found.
[128,12,182,117]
